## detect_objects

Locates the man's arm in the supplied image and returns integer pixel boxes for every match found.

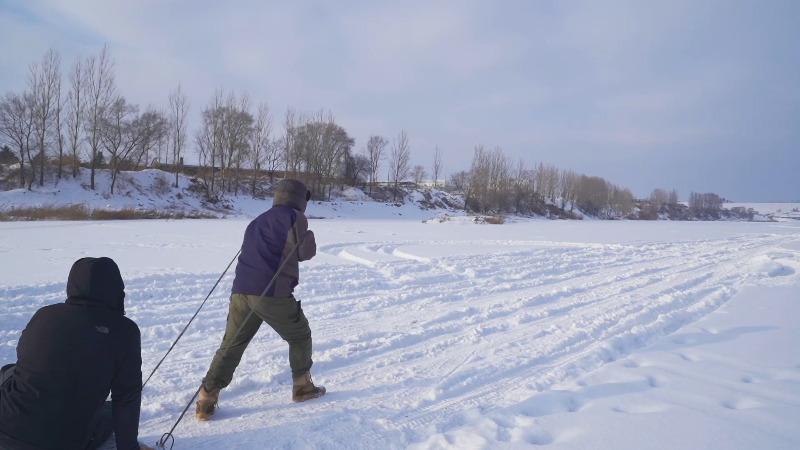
[111,323,143,450]
[295,214,316,262]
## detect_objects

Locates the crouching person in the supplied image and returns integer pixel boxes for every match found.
[196,179,324,421]
[0,257,154,450]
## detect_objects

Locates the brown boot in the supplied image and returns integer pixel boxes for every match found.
[292,373,326,403]
[195,386,220,421]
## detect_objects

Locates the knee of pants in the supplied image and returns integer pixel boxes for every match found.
[285,329,312,344]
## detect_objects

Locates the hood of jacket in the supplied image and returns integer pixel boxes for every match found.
[273,179,311,213]
[65,257,126,314]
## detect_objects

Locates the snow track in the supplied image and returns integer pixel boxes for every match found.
[1,223,799,449]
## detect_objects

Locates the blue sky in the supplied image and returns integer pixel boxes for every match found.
[1,0,797,201]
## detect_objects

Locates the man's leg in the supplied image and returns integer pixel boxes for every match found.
[85,402,114,450]
[248,296,313,378]
[202,294,264,392]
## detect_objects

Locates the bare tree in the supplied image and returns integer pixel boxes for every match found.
[344,151,370,187]
[689,192,723,212]
[168,84,190,188]
[650,189,668,206]
[388,130,411,201]
[99,96,136,194]
[225,92,253,195]
[448,170,469,193]
[53,60,65,180]
[282,107,300,178]
[0,92,35,188]
[364,134,387,194]
[512,158,528,212]
[84,44,116,190]
[558,169,578,210]
[432,145,443,189]
[668,189,679,206]
[66,55,85,178]
[249,102,272,194]
[544,164,560,204]
[264,136,285,181]
[411,164,427,187]
[576,175,610,216]
[196,88,225,193]
[28,48,61,187]
[465,145,514,214]
[287,109,354,200]
[130,107,168,170]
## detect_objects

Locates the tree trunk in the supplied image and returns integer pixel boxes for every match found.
[18,145,25,188]
[39,135,45,187]
[58,143,63,180]
[26,145,35,190]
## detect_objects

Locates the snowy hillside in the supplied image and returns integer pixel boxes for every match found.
[0,168,466,221]
[1,168,797,224]
[1,219,798,449]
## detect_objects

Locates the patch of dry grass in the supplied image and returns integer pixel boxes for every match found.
[0,203,217,221]
[483,215,506,224]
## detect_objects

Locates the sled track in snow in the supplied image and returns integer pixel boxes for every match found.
[1,233,798,448]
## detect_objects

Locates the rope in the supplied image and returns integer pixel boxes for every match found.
[142,249,241,390]
[157,233,306,449]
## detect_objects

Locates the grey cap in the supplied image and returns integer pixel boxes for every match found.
[273,179,311,213]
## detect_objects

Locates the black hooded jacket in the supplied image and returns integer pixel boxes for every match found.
[0,258,142,450]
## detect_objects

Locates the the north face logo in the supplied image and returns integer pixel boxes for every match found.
[95,326,109,334]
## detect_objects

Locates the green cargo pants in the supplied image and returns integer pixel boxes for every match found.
[202,294,312,391]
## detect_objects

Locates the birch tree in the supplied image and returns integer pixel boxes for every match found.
[365,134,387,194]
[249,102,272,194]
[66,55,85,177]
[388,130,410,201]
[84,45,116,190]
[28,48,61,187]
[432,145,443,188]
[168,84,190,187]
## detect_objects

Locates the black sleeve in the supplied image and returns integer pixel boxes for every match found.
[112,323,143,450]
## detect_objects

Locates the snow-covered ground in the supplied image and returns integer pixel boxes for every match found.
[1,218,799,449]
[726,203,800,222]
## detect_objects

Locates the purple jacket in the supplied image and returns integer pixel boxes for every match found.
[232,179,316,298]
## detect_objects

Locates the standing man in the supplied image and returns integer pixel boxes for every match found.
[196,179,324,421]
[0,257,154,450]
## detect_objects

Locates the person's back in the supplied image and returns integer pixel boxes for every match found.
[0,257,145,450]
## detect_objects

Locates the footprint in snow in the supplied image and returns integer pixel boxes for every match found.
[721,397,764,410]
[612,403,670,414]
[524,430,555,446]
[646,375,663,388]
[621,359,639,368]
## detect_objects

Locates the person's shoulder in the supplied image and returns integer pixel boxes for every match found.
[115,315,141,339]
[31,303,67,320]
